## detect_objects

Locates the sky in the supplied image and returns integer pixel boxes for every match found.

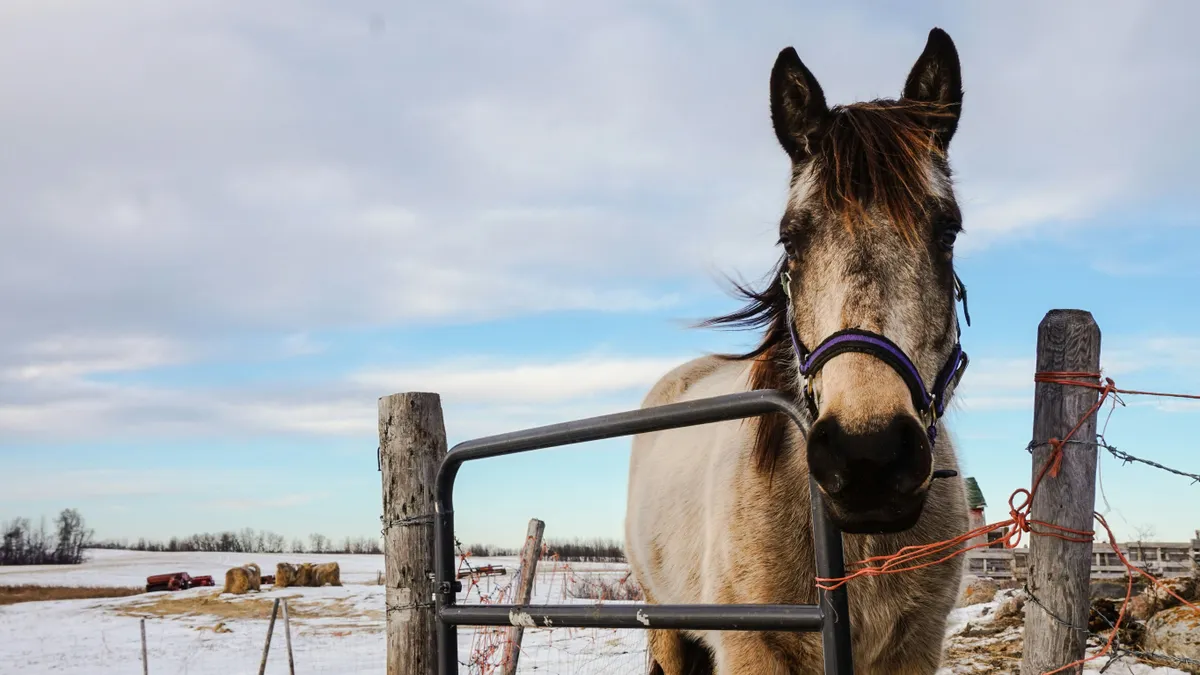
[1,0,1199,550]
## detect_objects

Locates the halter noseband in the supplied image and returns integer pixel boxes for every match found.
[782,270,970,444]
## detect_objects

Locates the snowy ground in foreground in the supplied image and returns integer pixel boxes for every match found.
[0,550,1189,674]
[0,549,644,675]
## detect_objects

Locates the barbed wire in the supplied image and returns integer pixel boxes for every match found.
[1026,435,1200,486]
[1105,646,1200,672]
[1098,435,1200,485]
[1022,585,1088,637]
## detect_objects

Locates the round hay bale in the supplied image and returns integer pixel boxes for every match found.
[244,562,261,590]
[222,566,252,595]
[275,563,297,588]
[295,563,315,587]
[312,562,342,587]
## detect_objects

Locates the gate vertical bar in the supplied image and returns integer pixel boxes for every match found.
[435,469,459,675]
[810,476,853,674]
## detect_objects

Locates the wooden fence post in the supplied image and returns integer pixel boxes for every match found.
[282,598,296,675]
[1021,310,1101,675]
[502,518,546,675]
[140,617,148,675]
[258,598,281,675]
[380,393,447,675]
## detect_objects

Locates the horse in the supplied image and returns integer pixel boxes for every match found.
[625,27,973,674]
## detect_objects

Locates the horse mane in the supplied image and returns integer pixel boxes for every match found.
[814,98,954,242]
[700,98,954,474]
[697,258,795,476]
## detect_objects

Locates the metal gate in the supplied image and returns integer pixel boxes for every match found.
[433,389,853,674]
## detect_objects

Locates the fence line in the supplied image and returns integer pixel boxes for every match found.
[813,312,1200,674]
[380,308,1200,675]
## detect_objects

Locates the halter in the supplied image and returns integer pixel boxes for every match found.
[781,269,970,444]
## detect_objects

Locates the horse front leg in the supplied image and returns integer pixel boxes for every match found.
[714,632,820,675]
[646,628,691,675]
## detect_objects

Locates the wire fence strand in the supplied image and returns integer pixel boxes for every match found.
[817,370,1200,674]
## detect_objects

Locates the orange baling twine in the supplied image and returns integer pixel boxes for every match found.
[813,371,1200,674]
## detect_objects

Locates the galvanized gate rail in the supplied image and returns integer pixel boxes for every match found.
[433,389,854,675]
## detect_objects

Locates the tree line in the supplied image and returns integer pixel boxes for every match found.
[1,509,94,566]
[93,529,383,555]
[462,537,626,562]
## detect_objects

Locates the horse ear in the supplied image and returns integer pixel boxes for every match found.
[901,27,963,149]
[770,47,829,163]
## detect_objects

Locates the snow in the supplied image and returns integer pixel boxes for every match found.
[1,552,1191,674]
[0,548,387,588]
[934,588,1191,675]
[0,549,645,674]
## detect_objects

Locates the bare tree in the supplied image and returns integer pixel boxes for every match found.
[1,511,91,566]
[265,532,286,553]
[1131,523,1157,563]
[54,509,92,564]
[309,533,328,554]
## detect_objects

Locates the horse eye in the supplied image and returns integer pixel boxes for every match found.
[938,228,958,252]
[780,236,797,259]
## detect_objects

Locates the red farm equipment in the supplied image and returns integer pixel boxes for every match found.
[146,572,193,592]
[145,572,217,592]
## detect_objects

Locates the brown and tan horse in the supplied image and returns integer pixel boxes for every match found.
[625,28,973,674]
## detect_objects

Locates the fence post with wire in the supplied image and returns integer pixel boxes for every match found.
[1021,309,1102,675]
[375,310,1200,674]
[380,392,447,675]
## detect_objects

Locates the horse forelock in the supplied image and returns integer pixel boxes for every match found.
[807,98,957,243]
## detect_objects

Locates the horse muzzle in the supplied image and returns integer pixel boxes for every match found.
[806,412,934,534]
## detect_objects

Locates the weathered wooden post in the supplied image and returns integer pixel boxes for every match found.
[140,617,148,675]
[501,518,546,675]
[282,598,296,675]
[258,597,281,675]
[380,392,447,675]
[1021,310,1101,675]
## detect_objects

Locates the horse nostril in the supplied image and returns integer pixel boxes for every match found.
[806,417,847,491]
[887,415,933,494]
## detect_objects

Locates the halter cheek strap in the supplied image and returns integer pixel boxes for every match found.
[782,271,970,444]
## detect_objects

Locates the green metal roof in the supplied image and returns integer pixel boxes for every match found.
[965,477,986,510]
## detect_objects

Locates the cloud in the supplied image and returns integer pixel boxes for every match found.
[351,355,687,405]
[0,469,225,502]
[948,336,1200,415]
[1102,337,1200,376]
[0,351,691,441]
[2,334,187,383]
[950,357,1035,412]
[2,1,1199,449]
[2,1,1195,350]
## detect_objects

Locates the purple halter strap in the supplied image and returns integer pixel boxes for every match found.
[782,273,970,444]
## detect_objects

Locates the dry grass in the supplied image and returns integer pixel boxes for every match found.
[567,574,644,601]
[116,589,383,623]
[0,585,144,606]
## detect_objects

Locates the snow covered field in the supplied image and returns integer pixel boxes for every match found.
[0,549,645,675]
[0,550,1189,674]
